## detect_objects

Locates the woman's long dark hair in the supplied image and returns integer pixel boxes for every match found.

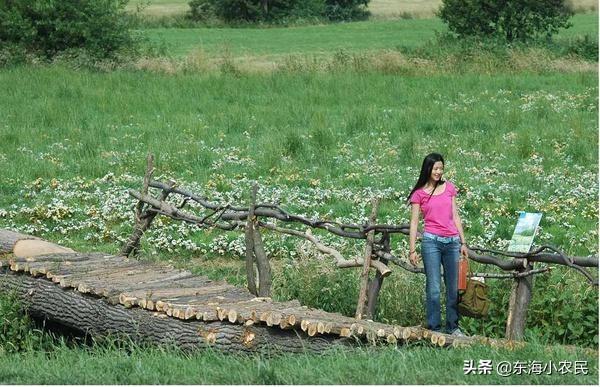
[406,153,445,204]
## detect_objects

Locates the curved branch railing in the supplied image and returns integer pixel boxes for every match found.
[122,167,599,342]
[129,180,598,286]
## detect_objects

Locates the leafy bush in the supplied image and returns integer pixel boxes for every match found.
[324,0,369,21]
[188,0,217,21]
[438,0,574,42]
[0,291,36,353]
[0,0,137,61]
[188,0,369,23]
[273,254,359,316]
[559,35,599,61]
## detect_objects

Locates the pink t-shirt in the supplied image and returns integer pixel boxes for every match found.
[409,181,459,237]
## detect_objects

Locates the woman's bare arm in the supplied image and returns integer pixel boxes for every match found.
[409,203,421,265]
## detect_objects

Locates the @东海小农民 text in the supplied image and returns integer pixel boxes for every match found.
[463,359,589,376]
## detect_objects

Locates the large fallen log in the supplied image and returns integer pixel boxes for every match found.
[0,269,350,354]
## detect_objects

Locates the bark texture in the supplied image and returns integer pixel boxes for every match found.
[505,262,534,341]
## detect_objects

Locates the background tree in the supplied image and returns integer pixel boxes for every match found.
[188,0,369,23]
[438,0,573,42]
[0,0,135,59]
[324,0,370,21]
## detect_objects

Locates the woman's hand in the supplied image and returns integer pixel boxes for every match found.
[460,244,469,258]
[409,251,420,266]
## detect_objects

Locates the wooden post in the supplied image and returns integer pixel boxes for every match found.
[244,185,258,296]
[120,154,173,257]
[366,232,390,319]
[505,260,534,340]
[245,184,271,297]
[253,224,272,297]
[355,198,379,320]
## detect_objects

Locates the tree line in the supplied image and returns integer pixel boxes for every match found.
[189,0,371,23]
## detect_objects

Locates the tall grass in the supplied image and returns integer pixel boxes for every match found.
[0,338,597,384]
[0,69,595,185]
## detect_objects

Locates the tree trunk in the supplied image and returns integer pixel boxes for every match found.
[253,226,271,297]
[244,186,258,295]
[505,260,534,340]
[366,233,390,319]
[246,184,271,297]
[355,199,379,319]
[120,175,174,257]
[0,229,39,253]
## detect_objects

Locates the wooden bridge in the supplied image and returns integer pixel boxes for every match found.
[0,229,514,353]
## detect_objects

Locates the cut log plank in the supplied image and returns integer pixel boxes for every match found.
[9,252,94,264]
[109,275,215,304]
[13,239,75,258]
[0,230,40,254]
[119,283,225,309]
[197,299,300,324]
[63,266,191,296]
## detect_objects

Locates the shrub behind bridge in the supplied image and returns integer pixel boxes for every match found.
[188,0,370,23]
[0,0,137,61]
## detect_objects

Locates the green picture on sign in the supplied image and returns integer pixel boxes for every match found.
[507,212,543,253]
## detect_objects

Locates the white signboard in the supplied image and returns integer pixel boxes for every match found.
[507,212,543,253]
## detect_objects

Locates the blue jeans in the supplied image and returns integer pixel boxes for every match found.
[421,232,460,333]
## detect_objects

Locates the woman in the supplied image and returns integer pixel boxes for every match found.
[407,153,468,336]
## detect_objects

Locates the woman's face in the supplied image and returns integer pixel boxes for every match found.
[430,161,444,182]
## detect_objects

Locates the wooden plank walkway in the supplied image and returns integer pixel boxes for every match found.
[0,229,510,349]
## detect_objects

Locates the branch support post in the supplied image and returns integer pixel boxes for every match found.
[505,260,534,340]
[355,198,380,320]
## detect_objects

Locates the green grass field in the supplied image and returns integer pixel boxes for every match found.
[139,13,598,57]
[0,70,596,253]
[0,4,598,384]
[142,18,442,57]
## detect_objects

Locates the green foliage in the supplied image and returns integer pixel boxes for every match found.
[559,34,599,61]
[526,268,599,346]
[188,0,215,21]
[187,0,369,23]
[324,0,370,21]
[0,290,36,353]
[438,0,574,42]
[274,255,359,316]
[0,0,137,61]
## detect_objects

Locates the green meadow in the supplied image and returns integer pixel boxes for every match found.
[0,3,598,384]
[1,70,596,253]
[140,13,598,57]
